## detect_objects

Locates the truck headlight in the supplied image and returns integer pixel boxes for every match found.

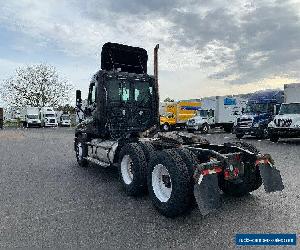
[253,123,259,127]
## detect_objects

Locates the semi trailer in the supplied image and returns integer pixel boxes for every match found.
[268,83,300,142]
[74,43,284,217]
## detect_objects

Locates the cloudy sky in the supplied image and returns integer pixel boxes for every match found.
[1,0,300,104]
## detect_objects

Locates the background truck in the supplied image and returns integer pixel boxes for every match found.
[40,107,58,127]
[58,113,71,127]
[186,96,246,133]
[234,90,284,139]
[20,107,41,128]
[159,101,201,131]
[74,42,283,218]
[0,108,3,129]
[268,83,300,142]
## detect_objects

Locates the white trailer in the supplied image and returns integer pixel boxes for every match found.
[215,96,247,131]
[20,107,41,127]
[284,83,300,103]
[40,107,58,127]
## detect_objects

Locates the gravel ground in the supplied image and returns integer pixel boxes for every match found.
[0,128,299,248]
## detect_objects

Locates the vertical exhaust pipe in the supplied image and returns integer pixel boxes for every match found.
[154,44,159,125]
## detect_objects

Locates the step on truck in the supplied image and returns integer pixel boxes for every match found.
[74,43,284,217]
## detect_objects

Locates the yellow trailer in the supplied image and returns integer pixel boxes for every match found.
[160,101,201,131]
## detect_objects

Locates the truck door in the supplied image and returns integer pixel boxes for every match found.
[105,77,133,135]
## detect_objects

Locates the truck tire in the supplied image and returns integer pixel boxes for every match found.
[223,124,233,133]
[118,143,148,196]
[138,141,156,162]
[175,148,198,178]
[175,148,198,206]
[201,123,210,134]
[187,128,194,133]
[75,134,89,167]
[162,123,170,132]
[270,134,279,142]
[147,149,192,217]
[236,133,244,139]
[256,127,268,139]
[219,142,262,196]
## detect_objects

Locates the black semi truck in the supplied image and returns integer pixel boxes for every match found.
[74,43,284,217]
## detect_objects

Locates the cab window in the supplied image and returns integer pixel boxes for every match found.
[89,81,97,104]
[107,79,131,102]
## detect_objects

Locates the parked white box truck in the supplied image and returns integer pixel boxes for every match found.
[40,107,58,127]
[20,107,41,127]
[186,96,247,133]
[268,83,300,142]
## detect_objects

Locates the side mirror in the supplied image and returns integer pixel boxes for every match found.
[76,90,82,106]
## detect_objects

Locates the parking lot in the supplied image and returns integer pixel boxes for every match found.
[0,128,299,248]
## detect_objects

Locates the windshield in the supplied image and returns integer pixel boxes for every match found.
[245,103,274,114]
[279,103,300,114]
[106,78,153,105]
[161,112,174,118]
[27,115,38,119]
[61,115,70,120]
[45,114,55,117]
[196,110,208,117]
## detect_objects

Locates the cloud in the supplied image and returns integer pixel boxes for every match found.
[0,0,300,91]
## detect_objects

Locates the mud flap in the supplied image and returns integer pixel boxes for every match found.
[194,174,222,216]
[259,165,284,193]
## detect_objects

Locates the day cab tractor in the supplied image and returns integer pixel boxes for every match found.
[74,43,284,217]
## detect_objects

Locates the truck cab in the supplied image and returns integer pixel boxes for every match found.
[268,102,300,141]
[40,107,58,127]
[59,114,71,127]
[75,43,159,141]
[21,107,41,128]
[235,91,283,139]
[186,109,214,133]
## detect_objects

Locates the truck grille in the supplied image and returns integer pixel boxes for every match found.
[274,118,292,127]
[237,118,252,128]
[50,119,55,123]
